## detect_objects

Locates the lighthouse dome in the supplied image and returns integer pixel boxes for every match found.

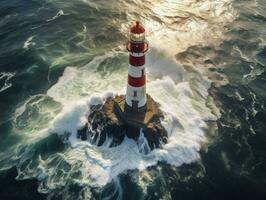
[131,21,145,34]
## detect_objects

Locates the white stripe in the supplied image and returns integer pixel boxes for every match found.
[128,64,145,78]
[130,52,145,57]
[126,84,147,107]
[126,96,147,107]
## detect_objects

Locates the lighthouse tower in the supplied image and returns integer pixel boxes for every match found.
[125,21,149,113]
[77,20,167,147]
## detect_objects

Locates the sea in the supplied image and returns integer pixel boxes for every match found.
[0,0,265,199]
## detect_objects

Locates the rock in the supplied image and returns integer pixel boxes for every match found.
[77,95,168,150]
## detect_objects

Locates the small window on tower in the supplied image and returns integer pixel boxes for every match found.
[141,69,144,76]
[134,91,137,97]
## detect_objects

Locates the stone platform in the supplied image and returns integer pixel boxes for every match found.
[77,95,167,150]
[113,95,161,128]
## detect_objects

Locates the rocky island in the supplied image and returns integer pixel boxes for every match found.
[77,21,168,151]
[77,95,167,150]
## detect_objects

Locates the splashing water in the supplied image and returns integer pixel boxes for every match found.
[25,49,217,191]
[0,0,238,199]
[138,129,151,155]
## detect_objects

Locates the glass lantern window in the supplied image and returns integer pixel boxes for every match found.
[130,33,145,42]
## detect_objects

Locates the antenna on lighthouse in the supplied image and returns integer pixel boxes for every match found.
[125,21,149,113]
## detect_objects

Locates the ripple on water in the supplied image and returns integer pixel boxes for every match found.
[0,72,15,93]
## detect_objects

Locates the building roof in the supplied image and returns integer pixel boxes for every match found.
[131,21,145,34]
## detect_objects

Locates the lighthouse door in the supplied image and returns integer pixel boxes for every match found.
[132,100,139,112]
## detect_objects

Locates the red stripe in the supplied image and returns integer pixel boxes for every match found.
[127,41,149,53]
[129,55,145,66]
[129,42,145,53]
[128,75,146,87]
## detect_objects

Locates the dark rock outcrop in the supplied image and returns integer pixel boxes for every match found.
[77,95,168,150]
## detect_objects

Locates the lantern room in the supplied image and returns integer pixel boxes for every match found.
[127,21,149,54]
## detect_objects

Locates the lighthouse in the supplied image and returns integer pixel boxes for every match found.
[78,20,168,149]
[125,21,149,113]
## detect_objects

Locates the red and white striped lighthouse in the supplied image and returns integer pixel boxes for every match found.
[125,21,149,113]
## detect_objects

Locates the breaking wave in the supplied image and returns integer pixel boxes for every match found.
[0,0,238,198]
[0,50,220,198]
[0,72,15,93]
[42,50,218,189]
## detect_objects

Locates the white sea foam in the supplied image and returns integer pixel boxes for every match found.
[0,72,15,93]
[44,51,217,187]
[23,36,35,49]
[138,129,151,154]
[46,10,66,22]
